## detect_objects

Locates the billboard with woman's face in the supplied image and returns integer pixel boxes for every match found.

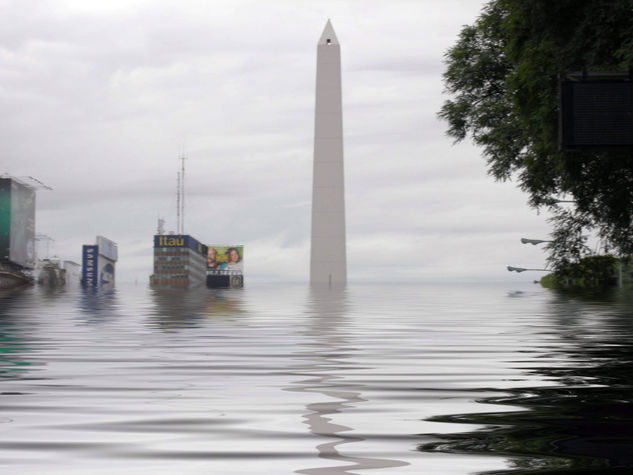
[207,246,243,275]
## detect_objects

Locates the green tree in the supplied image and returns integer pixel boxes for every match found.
[440,0,633,269]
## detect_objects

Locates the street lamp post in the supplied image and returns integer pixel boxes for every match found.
[519,238,624,289]
[507,266,549,273]
[520,238,552,245]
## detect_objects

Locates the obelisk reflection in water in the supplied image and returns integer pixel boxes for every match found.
[289,286,408,474]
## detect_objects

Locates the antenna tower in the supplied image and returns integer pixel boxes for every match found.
[180,152,186,234]
[175,150,187,234]
[176,171,181,234]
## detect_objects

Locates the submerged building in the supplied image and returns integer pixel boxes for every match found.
[36,258,81,287]
[310,20,347,286]
[150,234,207,288]
[81,236,118,290]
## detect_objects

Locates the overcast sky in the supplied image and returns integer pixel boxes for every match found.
[1,0,556,283]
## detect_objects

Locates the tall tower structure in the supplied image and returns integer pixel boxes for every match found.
[310,20,347,285]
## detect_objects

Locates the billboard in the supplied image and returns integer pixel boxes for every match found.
[0,179,10,263]
[154,234,207,257]
[97,236,118,262]
[0,178,35,268]
[10,180,35,268]
[82,244,115,289]
[98,254,115,290]
[207,246,244,275]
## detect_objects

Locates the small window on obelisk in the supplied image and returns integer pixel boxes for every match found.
[326,39,331,44]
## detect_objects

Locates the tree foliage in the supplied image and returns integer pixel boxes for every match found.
[540,254,620,290]
[440,0,633,268]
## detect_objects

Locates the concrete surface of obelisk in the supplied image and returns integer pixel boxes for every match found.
[310,20,347,286]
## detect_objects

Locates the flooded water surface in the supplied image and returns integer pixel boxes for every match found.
[1,282,632,474]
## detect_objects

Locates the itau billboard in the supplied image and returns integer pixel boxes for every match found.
[207,246,244,275]
[154,235,207,257]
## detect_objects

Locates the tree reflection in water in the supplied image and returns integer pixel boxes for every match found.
[419,290,633,474]
[290,285,408,474]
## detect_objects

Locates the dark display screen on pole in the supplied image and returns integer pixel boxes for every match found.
[560,79,633,149]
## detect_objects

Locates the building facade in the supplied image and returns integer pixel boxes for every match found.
[150,234,207,288]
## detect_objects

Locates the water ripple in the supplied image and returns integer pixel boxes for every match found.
[0,283,631,473]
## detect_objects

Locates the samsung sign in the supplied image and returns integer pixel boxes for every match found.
[81,245,98,288]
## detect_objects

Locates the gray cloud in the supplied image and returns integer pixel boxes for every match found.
[2,0,553,283]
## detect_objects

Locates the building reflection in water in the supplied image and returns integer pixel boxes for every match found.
[76,287,119,325]
[0,288,32,381]
[149,287,245,330]
[291,285,408,474]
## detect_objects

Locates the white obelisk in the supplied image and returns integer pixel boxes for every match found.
[310,20,347,286]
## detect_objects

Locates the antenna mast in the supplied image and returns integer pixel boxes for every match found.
[176,171,181,234]
[157,216,165,235]
[175,150,187,234]
[180,151,186,235]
